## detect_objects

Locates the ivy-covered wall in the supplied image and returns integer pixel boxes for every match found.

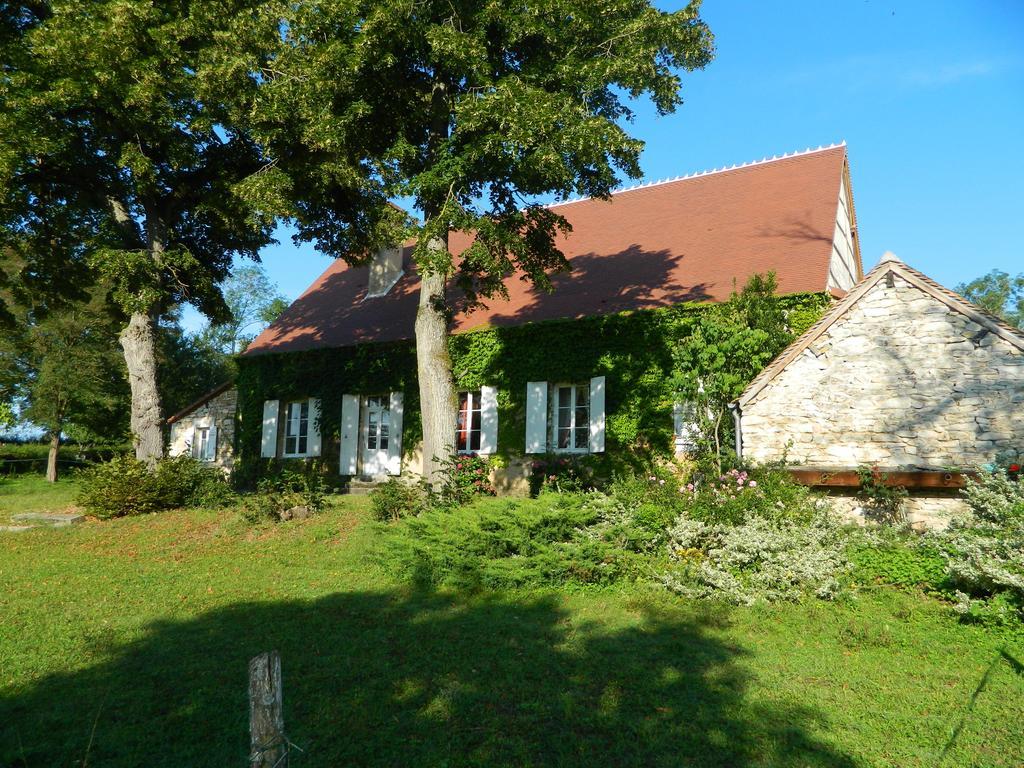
[234,293,830,485]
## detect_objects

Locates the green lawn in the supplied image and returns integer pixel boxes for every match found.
[0,474,81,524]
[1,488,1022,767]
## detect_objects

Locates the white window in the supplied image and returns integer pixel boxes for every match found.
[553,383,590,453]
[364,395,390,452]
[284,400,310,457]
[456,390,483,453]
[673,402,700,454]
[192,426,216,462]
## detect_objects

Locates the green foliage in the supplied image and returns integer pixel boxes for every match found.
[0,442,127,475]
[937,470,1024,626]
[855,465,909,524]
[1,0,276,320]
[239,467,327,524]
[438,454,496,507]
[528,454,598,495]
[369,479,428,522]
[660,509,850,605]
[235,294,829,485]
[0,288,129,447]
[671,273,807,470]
[681,466,820,526]
[195,264,288,355]
[955,269,1024,328]
[231,0,713,293]
[77,455,233,519]
[378,493,624,589]
[849,540,948,590]
[77,455,164,519]
[658,466,848,604]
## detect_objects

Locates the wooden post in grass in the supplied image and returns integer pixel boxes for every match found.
[248,651,287,768]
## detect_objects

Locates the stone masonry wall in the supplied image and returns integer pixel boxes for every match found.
[168,387,238,472]
[742,273,1024,470]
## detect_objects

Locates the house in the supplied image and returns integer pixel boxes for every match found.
[170,143,861,488]
[166,382,237,471]
[735,253,1024,528]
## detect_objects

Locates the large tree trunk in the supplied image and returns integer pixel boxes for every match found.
[120,311,164,465]
[415,250,457,486]
[45,430,60,483]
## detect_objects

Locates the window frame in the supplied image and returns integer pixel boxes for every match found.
[193,425,215,462]
[551,382,591,454]
[455,390,483,454]
[283,400,310,458]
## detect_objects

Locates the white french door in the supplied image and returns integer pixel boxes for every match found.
[360,395,391,476]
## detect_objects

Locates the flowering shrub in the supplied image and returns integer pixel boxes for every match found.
[659,508,849,605]
[439,454,496,507]
[931,468,1024,626]
[528,454,595,495]
[679,466,818,526]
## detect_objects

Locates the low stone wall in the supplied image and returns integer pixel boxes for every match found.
[168,388,238,472]
[824,490,965,530]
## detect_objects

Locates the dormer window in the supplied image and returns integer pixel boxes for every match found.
[365,247,404,298]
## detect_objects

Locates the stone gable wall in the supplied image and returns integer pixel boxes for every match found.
[168,387,238,472]
[741,273,1024,470]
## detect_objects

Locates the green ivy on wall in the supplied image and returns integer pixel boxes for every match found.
[234,292,830,485]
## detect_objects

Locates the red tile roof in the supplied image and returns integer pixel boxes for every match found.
[246,145,855,356]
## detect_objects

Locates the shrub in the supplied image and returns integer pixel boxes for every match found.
[579,471,685,554]
[438,453,496,507]
[154,456,236,509]
[659,508,850,605]
[77,455,235,519]
[680,465,819,526]
[934,469,1024,626]
[239,467,326,523]
[77,455,164,519]
[528,454,596,496]
[378,493,625,589]
[370,479,427,522]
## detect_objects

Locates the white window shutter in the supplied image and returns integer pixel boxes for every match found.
[387,391,404,475]
[261,400,279,458]
[188,426,198,459]
[479,386,498,455]
[589,376,606,453]
[207,425,218,461]
[339,394,359,475]
[307,397,322,456]
[525,381,548,454]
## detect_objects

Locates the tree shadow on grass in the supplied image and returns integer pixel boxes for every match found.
[2,589,856,767]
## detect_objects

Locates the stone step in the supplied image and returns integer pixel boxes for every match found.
[11,512,84,527]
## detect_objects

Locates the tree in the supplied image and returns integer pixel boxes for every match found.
[196,264,289,355]
[956,270,1024,329]
[229,0,714,481]
[672,274,793,473]
[0,291,129,482]
[157,313,234,419]
[0,1,276,464]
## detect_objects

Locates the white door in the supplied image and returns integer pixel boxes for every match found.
[361,395,391,477]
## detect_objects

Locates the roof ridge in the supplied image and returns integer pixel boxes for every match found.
[551,142,847,209]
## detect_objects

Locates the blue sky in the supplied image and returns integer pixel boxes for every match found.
[188,0,1023,330]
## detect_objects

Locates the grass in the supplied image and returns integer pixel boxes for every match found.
[0,473,82,524]
[1,488,1022,767]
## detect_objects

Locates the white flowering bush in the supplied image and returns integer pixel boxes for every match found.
[659,506,850,605]
[935,470,1024,625]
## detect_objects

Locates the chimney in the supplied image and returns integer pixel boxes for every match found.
[366,247,403,298]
